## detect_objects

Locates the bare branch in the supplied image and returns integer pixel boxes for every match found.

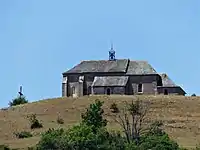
[112,98,151,144]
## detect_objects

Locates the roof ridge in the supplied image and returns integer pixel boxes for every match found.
[82,59,128,62]
[129,60,148,62]
[159,72,167,75]
[63,59,157,74]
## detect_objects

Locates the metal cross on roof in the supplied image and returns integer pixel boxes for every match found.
[18,86,23,98]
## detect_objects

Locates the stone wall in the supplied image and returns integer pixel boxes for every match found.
[64,74,160,97]
[127,75,158,95]
[157,87,185,95]
[62,76,68,97]
[92,86,125,95]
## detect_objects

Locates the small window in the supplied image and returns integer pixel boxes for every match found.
[138,84,143,93]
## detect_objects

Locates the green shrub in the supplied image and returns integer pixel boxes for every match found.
[81,99,107,132]
[37,125,126,150]
[27,114,43,129]
[138,134,180,150]
[147,120,165,136]
[27,147,37,150]
[9,96,28,107]
[110,102,119,113]
[14,131,33,139]
[125,142,138,150]
[193,145,200,150]
[36,128,70,150]
[191,93,196,96]
[56,116,64,124]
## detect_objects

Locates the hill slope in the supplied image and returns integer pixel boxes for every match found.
[0,95,200,149]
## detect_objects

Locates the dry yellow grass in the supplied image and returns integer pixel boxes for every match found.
[0,95,200,149]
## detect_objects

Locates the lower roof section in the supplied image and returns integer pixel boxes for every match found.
[92,76,129,87]
[157,86,186,95]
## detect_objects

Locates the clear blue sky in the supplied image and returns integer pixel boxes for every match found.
[0,0,199,107]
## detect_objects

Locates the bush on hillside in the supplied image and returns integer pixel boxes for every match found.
[36,128,66,150]
[191,93,196,96]
[146,120,165,136]
[27,114,43,129]
[14,131,33,139]
[135,133,180,150]
[37,125,126,150]
[9,95,28,107]
[0,144,10,150]
[110,102,119,113]
[56,116,64,124]
[27,146,37,150]
[194,145,200,150]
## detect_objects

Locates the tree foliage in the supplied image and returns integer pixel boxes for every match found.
[138,134,180,150]
[9,95,28,106]
[37,124,126,150]
[81,99,107,132]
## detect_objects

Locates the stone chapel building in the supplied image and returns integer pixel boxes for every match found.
[62,48,186,97]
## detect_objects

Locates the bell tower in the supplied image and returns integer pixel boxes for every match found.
[109,43,116,61]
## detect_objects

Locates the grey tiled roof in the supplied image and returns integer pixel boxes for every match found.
[63,59,157,75]
[160,73,177,87]
[92,76,129,87]
[64,59,129,73]
[126,61,157,75]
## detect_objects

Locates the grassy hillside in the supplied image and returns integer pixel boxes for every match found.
[0,95,200,149]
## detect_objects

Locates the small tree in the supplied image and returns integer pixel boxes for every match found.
[27,114,43,129]
[9,95,28,106]
[110,102,120,113]
[81,99,107,132]
[113,98,151,144]
[56,116,64,124]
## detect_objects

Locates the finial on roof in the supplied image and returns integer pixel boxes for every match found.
[109,41,116,61]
